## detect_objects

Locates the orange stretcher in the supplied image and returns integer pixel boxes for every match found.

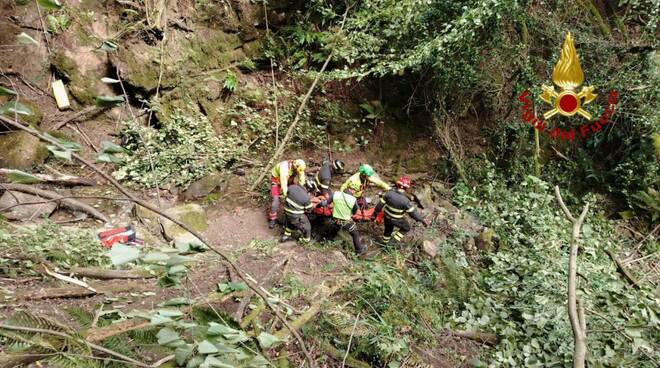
[310,196,384,223]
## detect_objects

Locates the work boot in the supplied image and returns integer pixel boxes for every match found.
[280,235,291,243]
[268,220,276,229]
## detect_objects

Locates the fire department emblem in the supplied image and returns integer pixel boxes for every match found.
[540,32,596,120]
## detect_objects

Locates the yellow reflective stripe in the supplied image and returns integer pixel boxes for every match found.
[286,198,305,209]
[380,198,386,204]
[385,208,404,218]
[406,206,416,213]
[285,208,304,215]
[393,231,403,241]
[385,205,404,213]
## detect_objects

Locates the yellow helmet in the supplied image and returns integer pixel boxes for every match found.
[293,159,306,171]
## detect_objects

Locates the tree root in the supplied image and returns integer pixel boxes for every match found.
[0,183,108,222]
[446,329,499,346]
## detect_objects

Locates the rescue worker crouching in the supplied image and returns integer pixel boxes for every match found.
[318,187,366,255]
[340,164,390,209]
[314,159,345,197]
[268,159,306,229]
[281,184,313,243]
[373,176,430,245]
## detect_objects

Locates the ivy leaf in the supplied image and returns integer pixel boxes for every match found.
[197,340,218,354]
[0,86,17,96]
[203,356,234,368]
[159,297,190,307]
[96,152,123,164]
[156,327,180,346]
[17,32,39,45]
[47,145,72,161]
[143,251,170,264]
[95,95,125,107]
[175,344,194,366]
[108,244,140,266]
[256,332,280,349]
[37,0,62,9]
[100,40,118,52]
[5,169,44,184]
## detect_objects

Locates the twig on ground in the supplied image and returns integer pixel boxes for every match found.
[53,106,104,130]
[41,264,97,293]
[605,248,641,288]
[341,312,360,368]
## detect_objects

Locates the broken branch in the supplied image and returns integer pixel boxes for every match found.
[604,249,641,288]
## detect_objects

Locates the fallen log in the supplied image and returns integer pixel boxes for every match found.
[15,280,153,301]
[0,183,108,222]
[67,267,155,280]
[446,329,499,346]
[605,249,641,289]
[0,168,96,186]
[0,352,42,368]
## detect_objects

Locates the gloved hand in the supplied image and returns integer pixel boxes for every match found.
[423,219,431,227]
[316,200,328,208]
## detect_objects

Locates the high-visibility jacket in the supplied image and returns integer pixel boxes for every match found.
[340,172,390,198]
[374,189,424,222]
[272,160,306,196]
[284,185,312,215]
[329,191,358,221]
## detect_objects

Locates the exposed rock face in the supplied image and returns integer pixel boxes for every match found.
[0,131,48,169]
[0,191,57,220]
[475,227,497,251]
[182,172,224,200]
[161,204,208,247]
[422,239,438,258]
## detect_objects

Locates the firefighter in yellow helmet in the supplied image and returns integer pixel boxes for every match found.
[340,164,390,209]
[268,159,306,228]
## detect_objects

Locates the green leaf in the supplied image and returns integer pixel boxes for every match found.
[168,264,188,275]
[100,141,126,154]
[95,95,125,107]
[256,332,280,349]
[157,308,184,318]
[5,169,44,184]
[96,152,123,164]
[17,32,39,45]
[228,282,247,291]
[1,101,32,116]
[0,86,17,96]
[197,340,218,354]
[206,322,237,336]
[186,356,204,368]
[160,297,191,307]
[47,146,72,161]
[37,0,62,9]
[107,244,140,266]
[248,354,269,367]
[100,40,118,52]
[150,314,173,326]
[175,344,194,366]
[202,356,234,368]
[143,251,170,264]
[156,327,180,346]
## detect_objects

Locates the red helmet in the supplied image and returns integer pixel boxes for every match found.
[396,176,411,189]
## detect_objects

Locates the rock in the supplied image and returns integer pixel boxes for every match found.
[463,237,476,253]
[235,0,263,41]
[453,211,483,234]
[236,81,264,106]
[161,204,208,247]
[431,182,453,198]
[422,240,438,258]
[475,228,497,252]
[50,49,113,105]
[0,131,49,169]
[0,191,57,220]
[182,172,223,200]
[242,39,263,59]
[414,184,435,210]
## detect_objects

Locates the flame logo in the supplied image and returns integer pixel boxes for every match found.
[552,32,584,90]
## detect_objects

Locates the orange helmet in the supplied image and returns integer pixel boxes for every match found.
[396,176,411,189]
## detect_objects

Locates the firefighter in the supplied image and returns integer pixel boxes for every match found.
[281,184,313,243]
[268,159,306,229]
[340,164,390,208]
[373,176,430,244]
[318,187,366,255]
[313,159,345,197]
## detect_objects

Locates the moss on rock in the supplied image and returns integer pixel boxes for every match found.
[49,50,97,105]
[0,131,49,169]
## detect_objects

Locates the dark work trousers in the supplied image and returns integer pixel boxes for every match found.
[383,216,411,243]
[333,218,365,254]
[284,213,311,242]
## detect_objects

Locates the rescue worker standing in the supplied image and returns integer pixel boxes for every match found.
[319,188,366,255]
[340,164,390,208]
[373,176,430,244]
[268,159,306,229]
[314,159,345,197]
[281,184,313,243]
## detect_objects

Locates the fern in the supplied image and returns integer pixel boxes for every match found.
[65,307,94,329]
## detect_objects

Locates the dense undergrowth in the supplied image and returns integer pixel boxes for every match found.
[315,161,658,367]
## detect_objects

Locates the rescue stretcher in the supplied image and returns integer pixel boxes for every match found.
[310,196,384,223]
